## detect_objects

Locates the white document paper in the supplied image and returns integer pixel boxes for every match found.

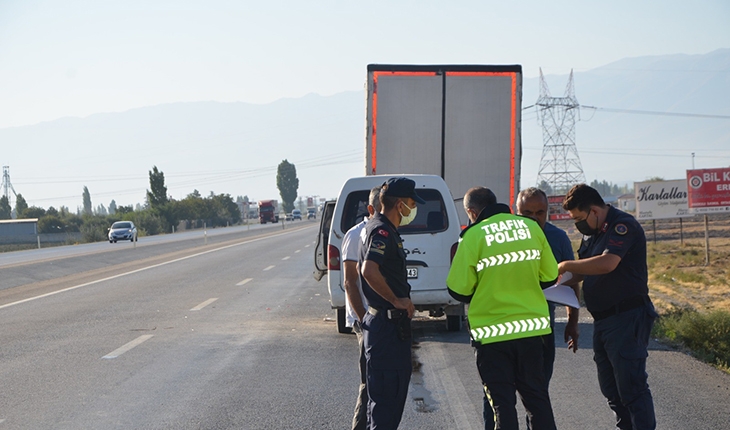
[543,272,580,309]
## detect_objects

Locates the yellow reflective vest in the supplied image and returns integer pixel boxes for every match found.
[447,211,558,345]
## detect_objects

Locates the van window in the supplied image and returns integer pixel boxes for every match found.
[340,188,448,234]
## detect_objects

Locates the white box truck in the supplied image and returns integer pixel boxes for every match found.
[365,64,522,221]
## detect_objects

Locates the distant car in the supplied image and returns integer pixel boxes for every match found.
[108,221,137,243]
[292,209,302,220]
[307,209,316,220]
[284,212,293,221]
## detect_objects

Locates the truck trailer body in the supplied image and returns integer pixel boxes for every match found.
[365,64,522,217]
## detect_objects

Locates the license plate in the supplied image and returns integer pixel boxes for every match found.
[407,267,418,279]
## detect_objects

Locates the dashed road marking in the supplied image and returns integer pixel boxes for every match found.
[191,298,218,311]
[0,229,298,311]
[102,335,154,359]
[236,278,253,286]
[282,256,290,260]
[263,265,275,271]
[295,249,301,253]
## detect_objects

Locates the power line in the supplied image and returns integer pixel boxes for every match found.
[580,105,730,120]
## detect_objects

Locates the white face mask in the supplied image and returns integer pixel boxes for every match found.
[398,200,417,226]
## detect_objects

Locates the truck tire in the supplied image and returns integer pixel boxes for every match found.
[337,308,351,334]
[446,315,463,332]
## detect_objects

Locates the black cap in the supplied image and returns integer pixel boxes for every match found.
[382,177,425,204]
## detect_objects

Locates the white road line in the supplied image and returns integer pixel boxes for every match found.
[428,342,479,429]
[305,244,311,247]
[190,298,218,311]
[282,256,290,260]
[0,229,299,311]
[263,265,275,271]
[295,249,301,253]
[236,278,253,286]
[102,335,154,359]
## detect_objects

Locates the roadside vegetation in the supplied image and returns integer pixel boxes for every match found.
[646,237,730,373]
[0,166,243,252]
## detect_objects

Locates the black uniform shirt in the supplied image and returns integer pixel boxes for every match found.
[359,212,410,310]
[578,205,648,313]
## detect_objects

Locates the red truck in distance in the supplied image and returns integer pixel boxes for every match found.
[258,200,279,224]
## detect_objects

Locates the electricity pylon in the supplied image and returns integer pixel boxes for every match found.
[535,69,586,195]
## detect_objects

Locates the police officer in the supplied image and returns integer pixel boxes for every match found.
[342,186,381,430]
[558,184,657,430]
[360,177,422,430]
[447,187,558,430]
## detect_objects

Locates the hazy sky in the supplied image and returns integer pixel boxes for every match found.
[0,1,728,211]
[1,0,728,129]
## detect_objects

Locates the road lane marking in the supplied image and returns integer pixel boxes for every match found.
[295,249,301,253]
[282,256,290,260]
[428,342,478,429]
[102,335,154,359]
[190,298,218,311]
[263,265,275,271]
[236,278,252,286]
[0,229,304,311]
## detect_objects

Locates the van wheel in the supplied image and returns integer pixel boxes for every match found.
[337,308,351,334]
[446,315,463,332]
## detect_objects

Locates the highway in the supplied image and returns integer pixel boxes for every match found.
[1,222,728,429]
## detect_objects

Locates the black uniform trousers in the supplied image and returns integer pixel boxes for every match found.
[362,310,412,430]
[592,303,657,430]
[476,336,557,430]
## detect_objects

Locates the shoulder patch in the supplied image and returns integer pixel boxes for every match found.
[377,229,389,238]
[370,239,386,255]
[614,223,628,235]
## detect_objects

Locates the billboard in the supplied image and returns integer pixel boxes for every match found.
[547,195,571,221]
[634,179,690,220]
[687,167,730,214]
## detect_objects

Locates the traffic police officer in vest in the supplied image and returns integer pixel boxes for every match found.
[360,177,422,430]
[558,184,657,430]
[447,187,558,430]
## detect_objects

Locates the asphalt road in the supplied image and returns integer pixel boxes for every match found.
[0,222,728,429]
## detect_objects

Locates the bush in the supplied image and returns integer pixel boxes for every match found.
[653,307,730,371]
[130,210,165,236]
[80,216,109,242]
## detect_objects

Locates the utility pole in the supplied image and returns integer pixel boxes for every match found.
[535,69,586,195]
[1,166,18,209]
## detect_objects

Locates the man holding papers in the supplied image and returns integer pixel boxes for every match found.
[558,184,657,430]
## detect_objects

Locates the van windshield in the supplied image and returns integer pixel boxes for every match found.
[340,188,448,234]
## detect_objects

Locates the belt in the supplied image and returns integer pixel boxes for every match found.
[368,307,408,320]
[591,295,647,321]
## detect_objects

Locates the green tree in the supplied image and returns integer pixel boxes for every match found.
[15,193,28,217]
[23,206,46,219]
[82,186,92,215]
[146,166,168,209]
[276,159,299,213]
[117,205,134,214]
[0,195,11,219]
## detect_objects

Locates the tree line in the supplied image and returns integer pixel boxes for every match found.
[1,160,300,244]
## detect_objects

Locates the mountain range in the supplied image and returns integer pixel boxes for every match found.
[1,49,728,211]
